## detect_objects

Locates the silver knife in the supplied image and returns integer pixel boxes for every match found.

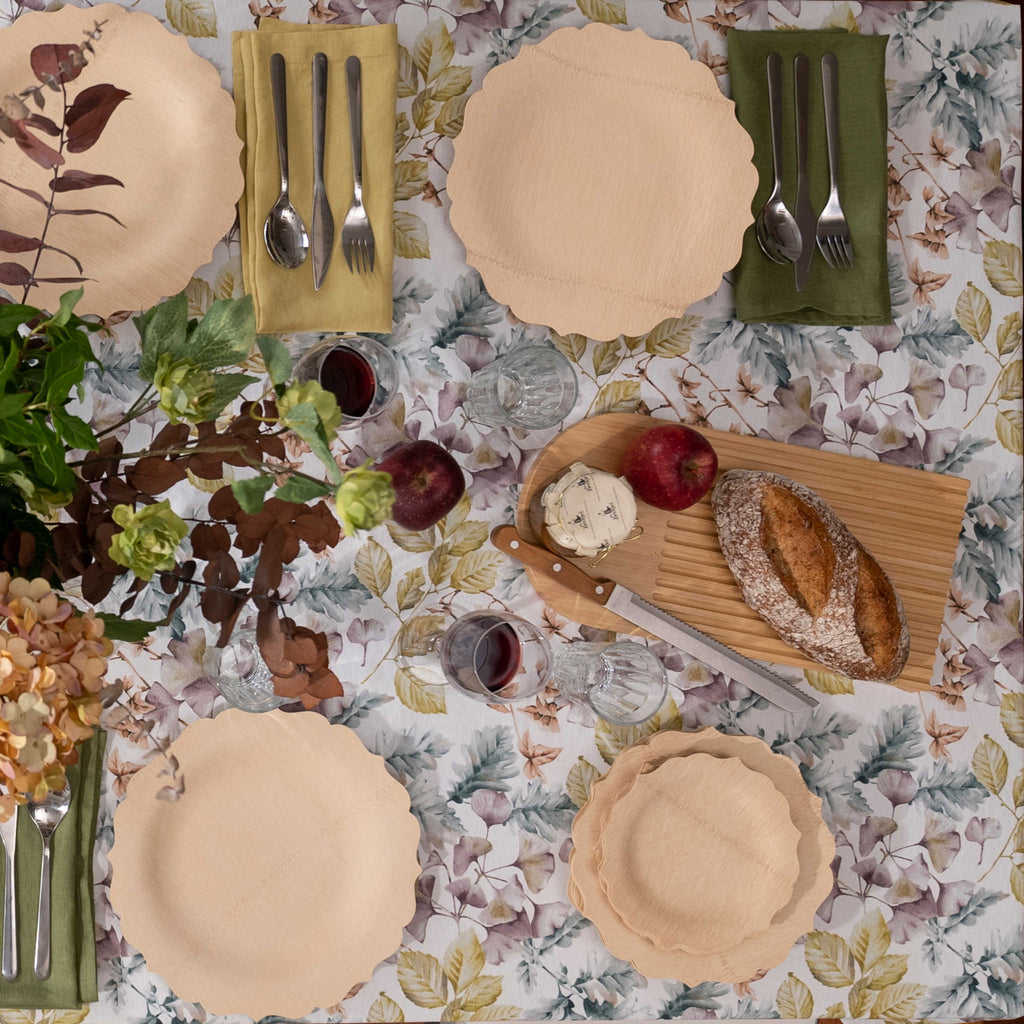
[311,52,334,290]
[0,808,18,979]
[491,525,818,713]
[793,53,816,292]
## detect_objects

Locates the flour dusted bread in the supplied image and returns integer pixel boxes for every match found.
[711,470,910,683]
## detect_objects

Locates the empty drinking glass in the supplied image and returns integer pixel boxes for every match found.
[465,345,578,430]
[293,335,399,426]
[209,630,286,713]
[552,641,667,726]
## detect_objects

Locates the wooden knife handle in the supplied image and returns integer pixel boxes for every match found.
[490,525,613,607]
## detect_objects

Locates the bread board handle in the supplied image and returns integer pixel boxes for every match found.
[490,525,613,607]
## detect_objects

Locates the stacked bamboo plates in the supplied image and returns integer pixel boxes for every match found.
[569,728,835,982]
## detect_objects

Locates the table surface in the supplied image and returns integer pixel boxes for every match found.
[2,1,1021,1022]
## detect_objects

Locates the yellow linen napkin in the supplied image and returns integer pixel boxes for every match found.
[232,21,397,334]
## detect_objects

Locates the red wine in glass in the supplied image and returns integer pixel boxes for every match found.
[319,345,376,417]
[441,614,523,694]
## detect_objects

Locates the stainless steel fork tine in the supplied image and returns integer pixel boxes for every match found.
[828,237,841,268]
[817,237,834,268]
[843,238,854,268]
[830,237,844,269]
[343,242,353,273]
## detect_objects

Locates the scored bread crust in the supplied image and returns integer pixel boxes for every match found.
[711,469,910,683]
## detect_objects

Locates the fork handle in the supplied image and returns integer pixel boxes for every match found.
[346,55,364,196]
[33,836,51,979]
[269,53,290,195]
[821,52,841,191]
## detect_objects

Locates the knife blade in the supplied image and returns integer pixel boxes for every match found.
[491,525,818,713]
[311,52,333,290]
[0,807,18,979]
[792,53,815,292]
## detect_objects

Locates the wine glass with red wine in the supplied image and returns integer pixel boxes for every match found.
[294,335,399,426]
[396,610,553,704]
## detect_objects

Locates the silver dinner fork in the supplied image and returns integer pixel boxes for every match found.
[342,55,375,274]
[815,53,853,269]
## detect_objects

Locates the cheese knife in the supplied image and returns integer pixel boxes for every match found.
[793,53,816,292]
[491,525,818,713]
[311,52,333,290]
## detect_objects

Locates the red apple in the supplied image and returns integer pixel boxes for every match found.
[377,440,467,531]
[620,424,718,512]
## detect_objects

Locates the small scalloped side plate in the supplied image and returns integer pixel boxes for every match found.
[596,752,802,955]
[109,709,421,1020]
[447,23,757,342]
[569,727,835,983]
[0,4,242,318]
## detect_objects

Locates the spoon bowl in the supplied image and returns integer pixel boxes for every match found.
[264,194,309,270]
[756,196,802,264]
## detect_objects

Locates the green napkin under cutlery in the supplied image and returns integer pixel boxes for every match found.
[0,731,105,1011]
[728,30,891,325]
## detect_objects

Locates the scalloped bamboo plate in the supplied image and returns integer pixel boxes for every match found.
[0,4,242,317]
[596,753,801,955]
[569,728,835,982]
[447,24,757,341]
[109,710,421,1020]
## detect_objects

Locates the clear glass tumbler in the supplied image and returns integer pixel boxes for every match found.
[552,641,667,726]
[209,630,286,713]
[396,610,553,704]
[465,345,578,430]
[293,335,399,426]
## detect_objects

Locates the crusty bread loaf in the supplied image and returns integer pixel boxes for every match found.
[711,469,909,683]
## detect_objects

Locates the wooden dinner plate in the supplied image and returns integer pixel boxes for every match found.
[0,4,241,317]
[517,414,970,693]
[109,710,421,1019]
[569,728,834,982]
[596,753,801,955]
[448,24,757,340]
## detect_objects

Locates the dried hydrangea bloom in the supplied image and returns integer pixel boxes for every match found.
[0,576,109,819]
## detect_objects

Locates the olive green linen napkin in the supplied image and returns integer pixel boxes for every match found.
[232,21,397,334]
[0,730,105,1010]
[728,30,891,325]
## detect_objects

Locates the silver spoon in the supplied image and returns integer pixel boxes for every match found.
[755,52,802,264]
[28,782,72,979]
[263,52,309,269]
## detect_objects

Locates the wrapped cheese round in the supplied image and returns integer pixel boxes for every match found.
[711,469,910,683]
[540,462,637,560]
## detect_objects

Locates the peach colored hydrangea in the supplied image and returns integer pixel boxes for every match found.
[0,573,111,821]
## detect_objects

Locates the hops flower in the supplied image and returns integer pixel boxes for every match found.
[108,500,187,581]
[334,462,394,538]
[277,380,343,436]
[153,352,217,424]
[0,573,111,820]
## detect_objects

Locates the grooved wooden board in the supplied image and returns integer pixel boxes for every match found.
[515,414,970,693]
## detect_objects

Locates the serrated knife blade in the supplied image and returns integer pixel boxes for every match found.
[604,587,818,713]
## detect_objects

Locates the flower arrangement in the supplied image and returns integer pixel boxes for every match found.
[0,288,395,707]
[0,573,110,821]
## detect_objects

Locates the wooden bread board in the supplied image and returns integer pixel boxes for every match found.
[515,414,970,693]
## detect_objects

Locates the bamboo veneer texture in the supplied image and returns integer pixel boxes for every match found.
[109,710,421,1019]
[517,414,970,693]
[596,753,801,954]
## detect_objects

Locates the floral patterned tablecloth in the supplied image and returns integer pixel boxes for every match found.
[2,0,1021,1021]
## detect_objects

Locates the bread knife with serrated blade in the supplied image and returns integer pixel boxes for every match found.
[490,525,817,713]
